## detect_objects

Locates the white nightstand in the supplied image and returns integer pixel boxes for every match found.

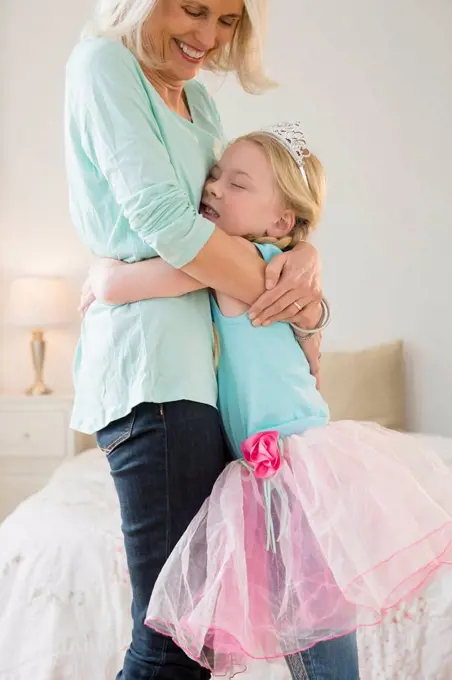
[0,396,87,521]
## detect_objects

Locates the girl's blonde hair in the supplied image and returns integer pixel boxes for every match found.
[213,132,326,368]
[234,131,326,249]
[83,0,273,94]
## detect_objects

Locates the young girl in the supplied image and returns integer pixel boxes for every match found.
[83,123,452,679]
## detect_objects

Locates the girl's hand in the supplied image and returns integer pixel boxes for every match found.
[78,278,96,318]
[298,332,322,390]
[248,242,322,327]
[78,258,124,317]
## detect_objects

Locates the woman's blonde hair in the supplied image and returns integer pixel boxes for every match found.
[234,131,326,249]
[83,0,273,93]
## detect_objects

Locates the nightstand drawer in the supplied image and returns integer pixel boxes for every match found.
[0,410,68,458]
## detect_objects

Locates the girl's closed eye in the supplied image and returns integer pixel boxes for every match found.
[230,171,252,191]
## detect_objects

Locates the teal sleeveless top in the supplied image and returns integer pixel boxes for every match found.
[211,243,330,459]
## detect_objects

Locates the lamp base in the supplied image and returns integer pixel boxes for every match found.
[25,329,52,397]
[26,382,52,397]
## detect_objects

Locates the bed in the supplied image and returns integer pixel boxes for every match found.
[1,342,451,679]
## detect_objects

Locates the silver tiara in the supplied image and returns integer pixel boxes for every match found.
[262,121,310,171]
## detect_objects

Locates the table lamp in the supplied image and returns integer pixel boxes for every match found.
[7,276,73,396]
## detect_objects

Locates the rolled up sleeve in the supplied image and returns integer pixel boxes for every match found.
[66,41,214,269]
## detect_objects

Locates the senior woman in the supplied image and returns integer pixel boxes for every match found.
[64,1,353,679]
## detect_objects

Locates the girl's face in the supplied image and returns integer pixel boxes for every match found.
[143,0,243,82]
[201,140,295,240]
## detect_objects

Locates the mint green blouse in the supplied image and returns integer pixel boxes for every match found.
[65,37,225,434]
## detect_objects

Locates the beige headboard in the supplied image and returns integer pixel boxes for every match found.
[320,341,406,431]
[75,431,97,454]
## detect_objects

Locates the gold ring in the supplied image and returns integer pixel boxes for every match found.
[294,301,303,312]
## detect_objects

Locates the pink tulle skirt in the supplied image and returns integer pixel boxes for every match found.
[145,422,452,677]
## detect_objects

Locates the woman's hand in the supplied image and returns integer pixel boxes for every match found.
[248,242,322,328]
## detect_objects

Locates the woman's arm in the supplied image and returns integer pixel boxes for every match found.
[185,235,322,329]
[182,227,266,303]
[69,41,265,302]
[69,42,320,322]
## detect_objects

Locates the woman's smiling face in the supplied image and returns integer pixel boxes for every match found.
[143,0,243,82]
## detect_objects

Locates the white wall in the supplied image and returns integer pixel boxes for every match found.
[1,0,451,434]
[0,0,95,395]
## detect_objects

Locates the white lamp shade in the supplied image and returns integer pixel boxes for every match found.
[7,277,73,328]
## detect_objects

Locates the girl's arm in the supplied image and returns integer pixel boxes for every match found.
[80,247,322,386]
[89,257,204,305]
[82,238,255,307]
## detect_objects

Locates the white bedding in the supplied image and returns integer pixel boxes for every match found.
[0,435,452,680]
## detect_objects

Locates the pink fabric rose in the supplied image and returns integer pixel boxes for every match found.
[240,430,283,479]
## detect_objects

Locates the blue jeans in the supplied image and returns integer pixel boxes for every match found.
[97,401,227,680]
[268,482,360,680]
[285,635,360,679]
